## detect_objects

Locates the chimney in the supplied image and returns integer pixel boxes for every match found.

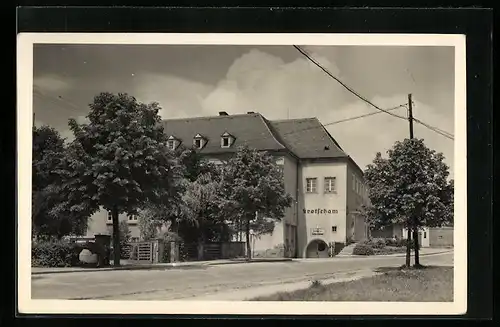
[247,111,255,114]
[219,111,228,116]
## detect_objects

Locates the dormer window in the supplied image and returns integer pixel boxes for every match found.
[167,135,179,150]
[193,133,207,149]
[220,131,235,148]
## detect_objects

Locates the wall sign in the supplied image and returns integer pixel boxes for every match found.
[311,228,324,236]
[303,209,339,214]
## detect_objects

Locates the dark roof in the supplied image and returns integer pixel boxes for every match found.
[268,118,348,159]
[162,113,286,154]
[162,113,348,159]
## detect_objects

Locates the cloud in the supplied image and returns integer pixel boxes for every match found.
[200,48,351,119]
[33,74,73,93]
[323,95,455,177]
[130,73,214,119]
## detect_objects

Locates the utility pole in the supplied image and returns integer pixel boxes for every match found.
[407,93,421,267]
[408,94,414,139]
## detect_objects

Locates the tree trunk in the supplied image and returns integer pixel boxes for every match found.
[245,219,251,261]
[405,228,412,268]
[112,207,121,266]
[413,228,421,267]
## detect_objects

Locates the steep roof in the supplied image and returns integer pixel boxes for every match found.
[162,113,286,154]
[162,113,349,160]
[268,117,348,159]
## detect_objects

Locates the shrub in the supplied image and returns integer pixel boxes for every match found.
[384,237,399,247]
[363,238,386,249]
[352,243,375,256]
[392,238,415,249]
[32,240,84,267]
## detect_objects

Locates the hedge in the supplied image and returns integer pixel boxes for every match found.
[352,243,375,256]
[32,240,86,267]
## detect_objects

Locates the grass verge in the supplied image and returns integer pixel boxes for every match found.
[252,265,453,301]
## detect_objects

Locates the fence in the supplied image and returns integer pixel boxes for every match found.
[181,241,245,261]
[128,241,155,263]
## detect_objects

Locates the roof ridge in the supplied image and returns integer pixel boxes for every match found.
[163,113,259,122]
[258,115,287,151]
[271,117,317,123]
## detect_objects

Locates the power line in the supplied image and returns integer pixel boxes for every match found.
[325,104,407,126]
[409,99,454,140]
[293,45,408,122]
[293,46,454,142]
[413,118,454,140]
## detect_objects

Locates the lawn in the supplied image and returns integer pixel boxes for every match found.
[252,266,453,302]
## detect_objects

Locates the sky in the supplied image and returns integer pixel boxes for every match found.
[32,44,455,176]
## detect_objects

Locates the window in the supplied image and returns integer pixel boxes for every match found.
[305,178,317,193]
[324,177,336,193]
[167,140,176,150]
[128,214,138,222]
[424,231,427,238]
[332,226,337,232]
[194,138,202,149]
[220,132,234,148]
[107,211,112,221]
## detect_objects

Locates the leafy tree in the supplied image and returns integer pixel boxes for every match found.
[143,146,223,244]
[32,125,84,238]
[54,92,180,266]
[363,138,454,268]
[181,172,225,259]
[221,146,293,260]
[176,147,220,182]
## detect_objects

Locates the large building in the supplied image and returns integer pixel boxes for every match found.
[85,112,370,258]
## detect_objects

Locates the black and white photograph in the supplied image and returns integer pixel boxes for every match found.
[17,33,467,315]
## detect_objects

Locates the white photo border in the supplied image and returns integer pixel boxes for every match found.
[17,33,467,315]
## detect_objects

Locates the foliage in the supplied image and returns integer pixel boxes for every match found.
[364,138,453,229]
[32,125,85,238]
[137,207,164,241]
[119,220,131,248]
[363,138,453,266]
[180,172,229,247]
[31,240,83,267]
[176,147,221,183]
[362,238,387,249]
[352,243,375,256]
[53,92,181,265]
[220,146,293,259]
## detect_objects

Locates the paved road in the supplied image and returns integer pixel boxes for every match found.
[31,251,453,300]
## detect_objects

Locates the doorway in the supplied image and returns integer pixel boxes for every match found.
[305,239,329,258]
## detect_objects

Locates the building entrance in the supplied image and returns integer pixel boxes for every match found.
[305,239,329,258]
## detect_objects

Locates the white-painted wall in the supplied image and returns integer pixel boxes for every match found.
[297,160,349,257]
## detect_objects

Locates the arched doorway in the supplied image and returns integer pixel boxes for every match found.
[305,239,329,258]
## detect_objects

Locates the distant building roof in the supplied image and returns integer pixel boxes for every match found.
[268,117,347,159]
[163,113,286,154]
[162,112,348,160]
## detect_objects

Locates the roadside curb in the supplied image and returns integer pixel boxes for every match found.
[335,249,453,259]
[32,258,293,275]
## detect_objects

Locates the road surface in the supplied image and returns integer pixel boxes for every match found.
[31,251,453,300]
